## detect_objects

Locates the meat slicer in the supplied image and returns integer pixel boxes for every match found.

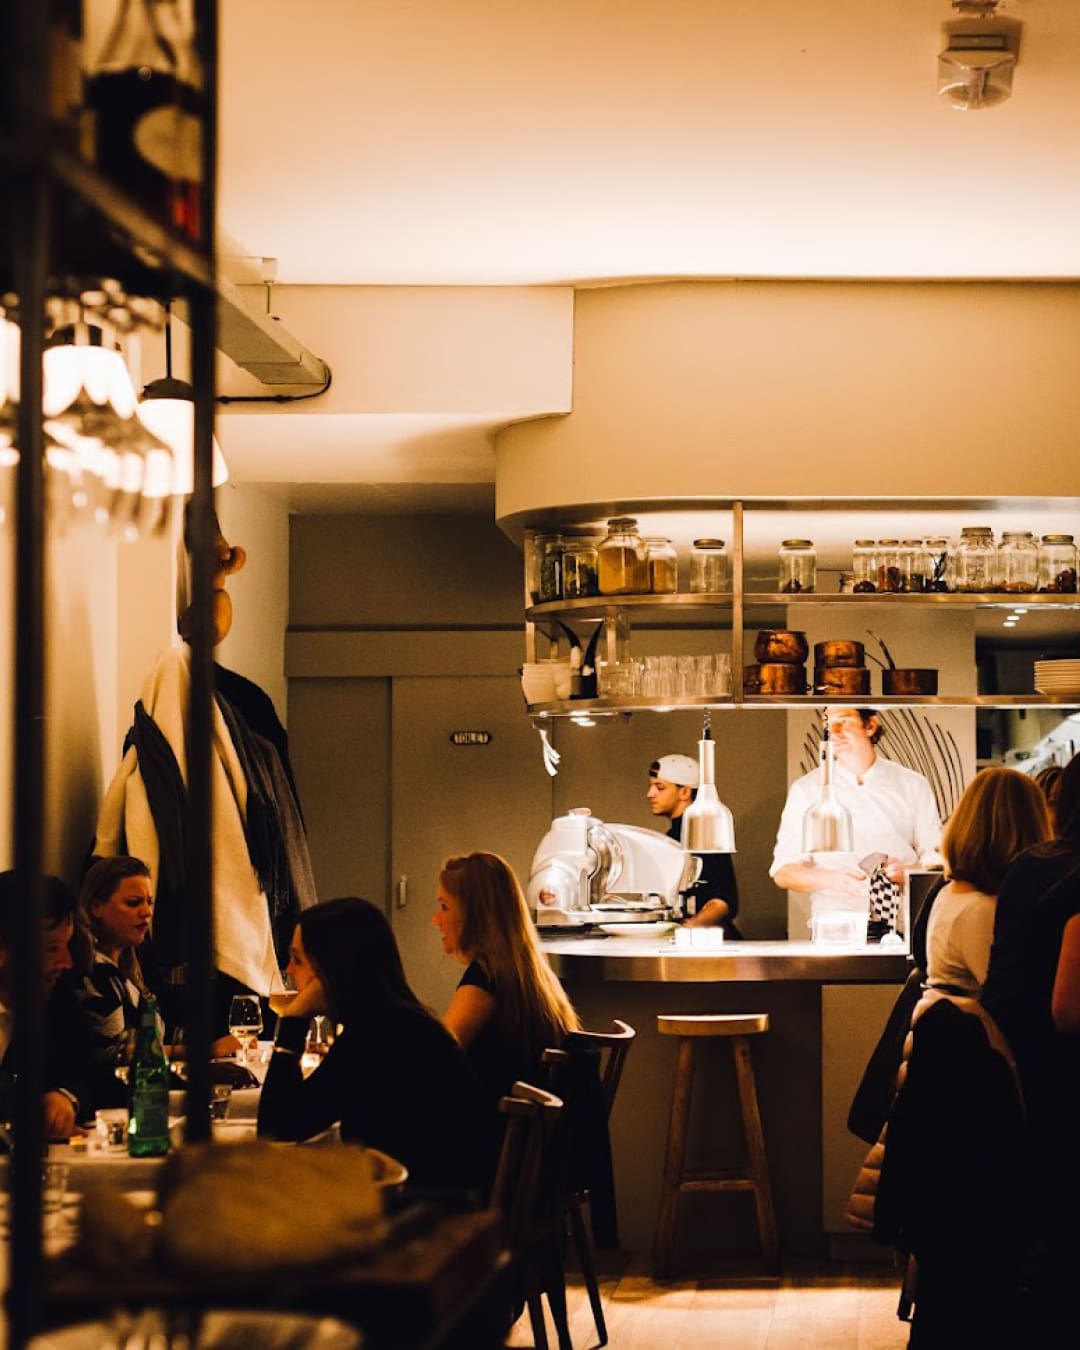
[527,807,702,926]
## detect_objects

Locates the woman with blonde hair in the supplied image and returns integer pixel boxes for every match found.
[433,850,579,1107]
[926,767,1053,997]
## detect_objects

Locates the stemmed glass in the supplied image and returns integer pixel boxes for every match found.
[227,994,263,1068]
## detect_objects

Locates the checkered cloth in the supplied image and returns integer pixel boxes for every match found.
[866,864,901,943]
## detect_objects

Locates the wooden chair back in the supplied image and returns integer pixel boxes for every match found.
[560,1018,636,1117]
[490,1081,564,1249]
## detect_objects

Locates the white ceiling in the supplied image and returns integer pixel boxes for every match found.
[215,0,1080,507]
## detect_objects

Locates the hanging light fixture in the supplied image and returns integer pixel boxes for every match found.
[681,711,736,853]
[801,711,854,854]
[137,302,228,494]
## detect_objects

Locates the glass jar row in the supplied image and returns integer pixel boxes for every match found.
[528,519,730,601]
[850,531,1077,594]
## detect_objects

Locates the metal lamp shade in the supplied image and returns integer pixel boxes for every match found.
[683,789,736,853]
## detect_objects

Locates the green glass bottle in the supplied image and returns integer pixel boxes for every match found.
[127,995,171,1156]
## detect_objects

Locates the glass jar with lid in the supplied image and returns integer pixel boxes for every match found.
[852,540,877,593]
[875,540,902,593]
[561,537,600,599]
[689,539,729,593]
[954,526,997,592]
[1039,534,1079,593]
[597,516,649,595]
[537,533,565,603]
[998,531,1039,594]
[924,537,951,592]
[898,539,929,593]
[645,537,679,593]
[778,539,815,594]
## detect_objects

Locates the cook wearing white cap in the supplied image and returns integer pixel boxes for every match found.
[648,755,741,935]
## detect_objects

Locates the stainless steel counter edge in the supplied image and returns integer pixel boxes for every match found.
[541,937,911,983]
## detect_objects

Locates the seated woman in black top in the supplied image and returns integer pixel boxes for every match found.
[433,851,579,1110]
[259,896,491,1193]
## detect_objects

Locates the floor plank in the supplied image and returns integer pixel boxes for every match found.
[506,1257,910,1349]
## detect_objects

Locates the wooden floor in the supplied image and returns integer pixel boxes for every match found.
[507,1255,911,1350]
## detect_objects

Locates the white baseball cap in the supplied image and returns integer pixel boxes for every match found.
[649,754,699,788]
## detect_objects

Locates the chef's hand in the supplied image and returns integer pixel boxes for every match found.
[817,866,869,900]
[883,858,908,885]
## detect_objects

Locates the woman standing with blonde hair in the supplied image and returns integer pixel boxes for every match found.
[433,850,579,1107]
[926,766,1053,997]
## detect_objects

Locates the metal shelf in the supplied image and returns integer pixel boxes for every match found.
[528,692,1080,718]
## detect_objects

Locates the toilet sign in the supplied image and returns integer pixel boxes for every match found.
[449,731,493,746]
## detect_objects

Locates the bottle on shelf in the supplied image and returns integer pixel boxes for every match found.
[998,531,1039,594]
[127,994,170,1156]
[1038,534,1078,593]
[689,538,729,593]
[645,537,678,593]
[954,526,997,592]
[852,539,877,593]
[597,516,649,595]
[84,0,205,244]
[778,539,816,594]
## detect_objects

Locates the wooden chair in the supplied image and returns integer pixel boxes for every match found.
[490,1080,570,1350]
[543,1018,635,1347]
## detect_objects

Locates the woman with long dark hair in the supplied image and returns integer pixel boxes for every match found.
[259,896,490,1191]
[433,851,579,1108]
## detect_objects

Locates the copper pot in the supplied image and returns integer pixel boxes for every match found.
[745,662,808,694]
[754,629,809,664]
[814,665,870,695]
[814,639,865,668]
[882,668,938,696]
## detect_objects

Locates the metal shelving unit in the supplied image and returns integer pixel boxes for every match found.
[523,500,1080,719]
[2,5,219,1342]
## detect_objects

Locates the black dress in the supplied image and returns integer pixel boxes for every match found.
[457,962,544,1110]
[258,1004,492,1193]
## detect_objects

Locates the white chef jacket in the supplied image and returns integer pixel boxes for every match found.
[770,754,942,919]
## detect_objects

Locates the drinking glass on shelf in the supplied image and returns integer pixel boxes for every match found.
[227,995,263,1067]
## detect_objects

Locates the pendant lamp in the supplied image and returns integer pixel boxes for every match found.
[801,712,854,854]
[681,711,737,853]
[137,305,228,494]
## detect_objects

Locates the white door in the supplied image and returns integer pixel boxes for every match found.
[390,676,554,1009]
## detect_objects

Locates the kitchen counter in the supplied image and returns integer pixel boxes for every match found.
[541,935,910,983]
[544,934,908,1266]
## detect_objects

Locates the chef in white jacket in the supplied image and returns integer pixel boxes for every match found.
[770,708,942,926]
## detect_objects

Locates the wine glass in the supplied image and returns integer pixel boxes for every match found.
[227,995,263,1067]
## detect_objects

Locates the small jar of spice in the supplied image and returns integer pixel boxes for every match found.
[875,539,902,593]
[690,539,729,593]
[561,538,600,598]
[852,539,877,593]
[646,537,679,593]
[998,531,1039,594]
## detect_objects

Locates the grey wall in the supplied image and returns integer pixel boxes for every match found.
[287,513,792,954]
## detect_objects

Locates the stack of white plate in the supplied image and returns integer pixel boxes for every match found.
[1034,659,1080,697]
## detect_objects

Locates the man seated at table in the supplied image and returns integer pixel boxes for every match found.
[0,870,91,1140]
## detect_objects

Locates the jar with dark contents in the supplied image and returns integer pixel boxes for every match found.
[778,539,815,593]
[561,538,600,599]
[1039,534,1079,593]
[898,539,928,593]
[852,539,877,593]
[924,537,951,592]
[998,531,1039,594]
[875,539,902,593]
[537,534,565,602]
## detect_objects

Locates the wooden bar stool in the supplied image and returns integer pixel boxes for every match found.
[653,1012,779,1277]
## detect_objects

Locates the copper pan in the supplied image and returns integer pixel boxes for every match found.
[745,662,809,694]
[814,640,865,668]
[814,665,870,695]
